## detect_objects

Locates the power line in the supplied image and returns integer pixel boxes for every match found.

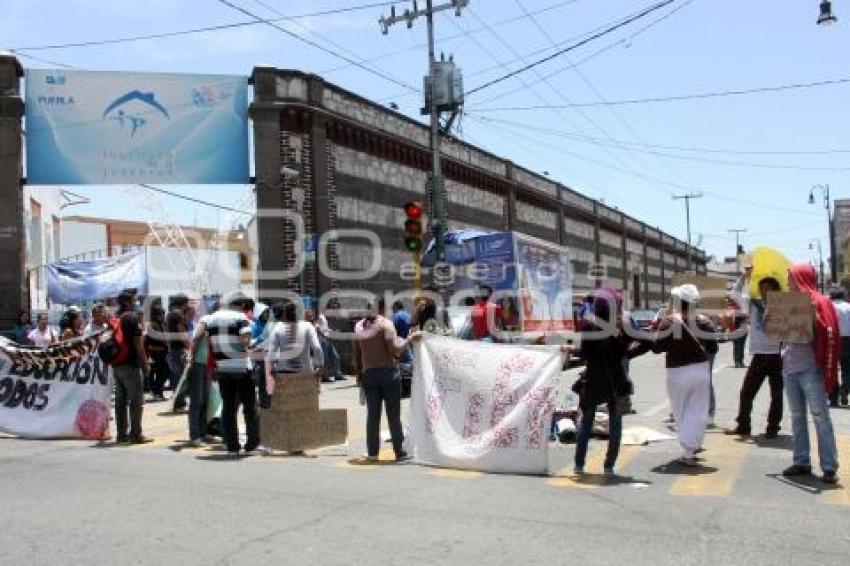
[466,0,676,96]
[468,0,695,108]
[465,114,823,217]
[215,0,420,93]
[467,119,850,156]
[11,50,78,69]
[470,76,850,111]
[462,6,685,197]
[472,116,850,171]
[11,1,396,52]
[512,0,697,198]
[138,184,253,215]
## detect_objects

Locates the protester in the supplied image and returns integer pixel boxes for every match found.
[414,286,449,332]
[730,302,749,368]
[166,295,191,411]
[195,295,257,459]
[265,302,324,384]
[12,310,34,344]
[726,267,784,438]
[651,284,719,467]
[470,285,502,342]
[574,286,651,476]
[113,291,152,444]
[315,307,344,382]
[27,313,57,347]
[84,303,109,335]
[186,302,218,447]
[59,307,84,341]
[781,264,839,483]
[828,287,850,407]
[144,304,170,402]
[353,299,418,462]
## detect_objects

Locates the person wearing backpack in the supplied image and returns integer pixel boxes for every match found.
[112,291,152,444]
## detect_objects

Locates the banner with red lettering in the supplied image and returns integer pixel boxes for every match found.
[0,334,112,439]
[411,335,565,474]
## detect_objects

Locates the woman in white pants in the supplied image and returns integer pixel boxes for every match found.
[652,285,720,466]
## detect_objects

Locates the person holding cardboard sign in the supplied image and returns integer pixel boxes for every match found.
[779,264,840,484]
[725,267,784,439]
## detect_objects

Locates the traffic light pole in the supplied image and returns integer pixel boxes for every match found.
[380,1,469,264]
[426,0,445,262]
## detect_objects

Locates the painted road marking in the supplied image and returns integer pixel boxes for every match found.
[548,445,641,489]
[823,434,850,506]
[670,432,749,497]
[427,468,484,479]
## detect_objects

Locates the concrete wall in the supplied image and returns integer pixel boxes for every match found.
[249,69,707,319]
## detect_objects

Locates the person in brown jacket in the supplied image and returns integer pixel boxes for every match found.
[354,299,419,462]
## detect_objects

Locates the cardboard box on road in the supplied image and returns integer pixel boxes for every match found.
[260,373,348,452]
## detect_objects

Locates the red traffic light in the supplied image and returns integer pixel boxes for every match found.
[404,201,423,219]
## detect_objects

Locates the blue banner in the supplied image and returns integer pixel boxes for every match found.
[25,70,249,185]
[47,251,148,304]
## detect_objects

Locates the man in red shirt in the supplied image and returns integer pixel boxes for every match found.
[470,285,502,342]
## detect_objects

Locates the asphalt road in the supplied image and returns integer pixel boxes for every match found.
[2,343,849,566]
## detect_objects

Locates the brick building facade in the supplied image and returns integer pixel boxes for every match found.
[250,67,706,310]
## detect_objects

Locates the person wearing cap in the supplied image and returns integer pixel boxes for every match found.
[651,284,720,467]
[828,287,850,407]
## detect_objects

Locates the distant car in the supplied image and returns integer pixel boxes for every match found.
[629,310,657,331]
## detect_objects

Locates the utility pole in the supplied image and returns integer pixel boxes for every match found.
[728,228,747,272]
[380,1,468,263]
[810,184,835,285]
[672,192,703,272]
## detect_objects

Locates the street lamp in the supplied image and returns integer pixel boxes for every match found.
[809,184,836,285]
[818,0,838,25]
[810,239,825,292]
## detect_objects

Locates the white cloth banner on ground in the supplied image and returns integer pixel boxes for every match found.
[411,335,565,474]
[0,334,112,439]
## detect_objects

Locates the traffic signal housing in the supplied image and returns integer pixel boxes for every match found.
[403,201,424,253]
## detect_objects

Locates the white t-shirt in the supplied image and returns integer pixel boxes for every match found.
[28,326,57,347]
[267,321,324,373]
[833,300,850,337]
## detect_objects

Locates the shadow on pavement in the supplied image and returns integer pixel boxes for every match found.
[766,473,843,495]
[750,434,793,450]
[569,473,653,488]
[346,457,400,467]
[651,460,718,476]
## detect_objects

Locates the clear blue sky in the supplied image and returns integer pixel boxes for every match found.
[5,0,849,265]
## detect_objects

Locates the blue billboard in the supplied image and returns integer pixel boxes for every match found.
[25,70,249,185]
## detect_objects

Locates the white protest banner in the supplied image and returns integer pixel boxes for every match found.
[0,334,112,439]
[411,335,564,475]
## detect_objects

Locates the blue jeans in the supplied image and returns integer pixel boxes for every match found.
[574,402,623,470]
[708,352,716,417]
[187,363,209,442]
[363,367,404,458]
[784,369,839,473]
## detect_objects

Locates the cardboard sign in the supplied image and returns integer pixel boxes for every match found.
[670,275,729,311]
[259,373,347,452]
[764,291,814,343]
